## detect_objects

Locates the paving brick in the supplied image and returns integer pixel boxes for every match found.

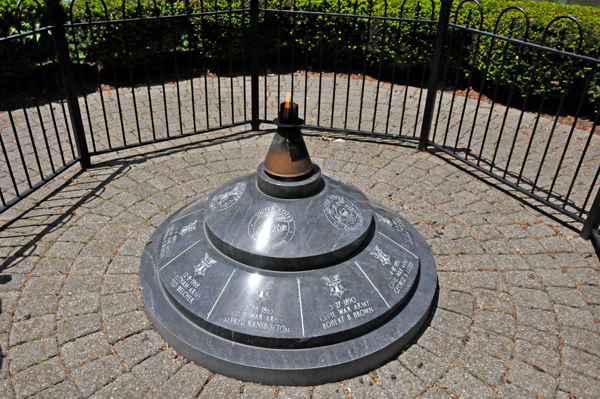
[0,292,18,314]
[515,307,557,334]
[438,290,474,317]
[62,275,103,295]
[399,345,449,385]
[240,384,276,399]
[57,313,102,344]
[567,268,600,287]
[474,310,515,337]
[580,285,600,305]
[9,315,55,346]
[559,369,600,399]
[104,311,150,343]
[312,383,345,399]
[469,326,514,361]
[458,345,508,386]
[69,257,110,275]
[0,379,15,399]
[536,269,576,288]
[438,366,494,399]
[107,256,139,275]
[100,292,142,317]
[0,275,27,292]
[89,373,146,399]
[493,383,534,399]
[32,258,71,276]
[273,387,310,399]
[346,374,389,399]
[21,277,63,296]
[429,308,471,339]
[555,305,597,331]
[516,325,559,350]
[561,327,600,357]
[513,339,559,377]
[473,289,513,314]
[375,361,426,399]
[131,350,182,389]
[504,270,543,289]
[71,355,125,398]
[7,337,58,375]
[547,287,588,308]
[11,356,66,399]
[437,273,471,293]
[198,375,242,399]
[30,381,81,399]
[561,345,600,380]
[13,295,58,321]
[506,360,556,399]
[417,327,464,361]
[60,331,111,369]
[101,275,139,295]
[114,330,164,368]
[45,242,83,259]
[57,293,100,318]
[512,288,552,310]
[145,363,210,399]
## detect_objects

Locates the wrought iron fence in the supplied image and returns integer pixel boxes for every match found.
[1,0,600,240]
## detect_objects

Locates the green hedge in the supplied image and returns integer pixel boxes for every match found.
[1,0,599,113]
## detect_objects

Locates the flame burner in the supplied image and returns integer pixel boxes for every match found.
[139,102,438,385]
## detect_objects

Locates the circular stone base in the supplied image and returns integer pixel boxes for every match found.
[139,174,437,386]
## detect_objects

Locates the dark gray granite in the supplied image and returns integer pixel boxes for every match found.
[140,163,437,385]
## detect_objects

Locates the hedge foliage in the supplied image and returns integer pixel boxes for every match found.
[1,0,599,114]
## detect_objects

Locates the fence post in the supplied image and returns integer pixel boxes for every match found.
[250,0,260,131]
[45,0,90,169]
[418,0,452,151]
[581,188,600,239]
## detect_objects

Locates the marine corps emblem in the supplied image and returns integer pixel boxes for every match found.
[248,207,295,249]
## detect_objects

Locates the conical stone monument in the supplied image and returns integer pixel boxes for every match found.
[139,101,438,385]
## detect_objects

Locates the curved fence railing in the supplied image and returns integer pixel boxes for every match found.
[1,0,600,238]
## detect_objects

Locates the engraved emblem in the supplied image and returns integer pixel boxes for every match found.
[370,245,391,266]
[322,274,347,298]
[392,218,415,247]
[323,195,363,232]
[209,182,246,211]
[376,213,392,226]
[248,207,295,249]
[258,281,273,303]
[194,253,217,276]
[178,220,198,237]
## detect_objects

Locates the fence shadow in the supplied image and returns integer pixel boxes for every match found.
[0,128,258,273]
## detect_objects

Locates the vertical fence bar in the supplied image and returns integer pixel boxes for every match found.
[582,186,600,239]
[418,0,452,151]
[46,0,90,168]
[250,0,260,130]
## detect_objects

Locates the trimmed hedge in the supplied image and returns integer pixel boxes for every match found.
[1,0,599,114]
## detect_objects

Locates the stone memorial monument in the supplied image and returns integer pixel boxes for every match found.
[139,101,438,385]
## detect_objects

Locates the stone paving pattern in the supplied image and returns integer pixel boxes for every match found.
[0,113,599,398]
[2,74,599,219]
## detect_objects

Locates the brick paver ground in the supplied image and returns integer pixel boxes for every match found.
[0,75,599,398]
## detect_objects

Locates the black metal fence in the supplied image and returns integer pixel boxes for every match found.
[1,0,600,239]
